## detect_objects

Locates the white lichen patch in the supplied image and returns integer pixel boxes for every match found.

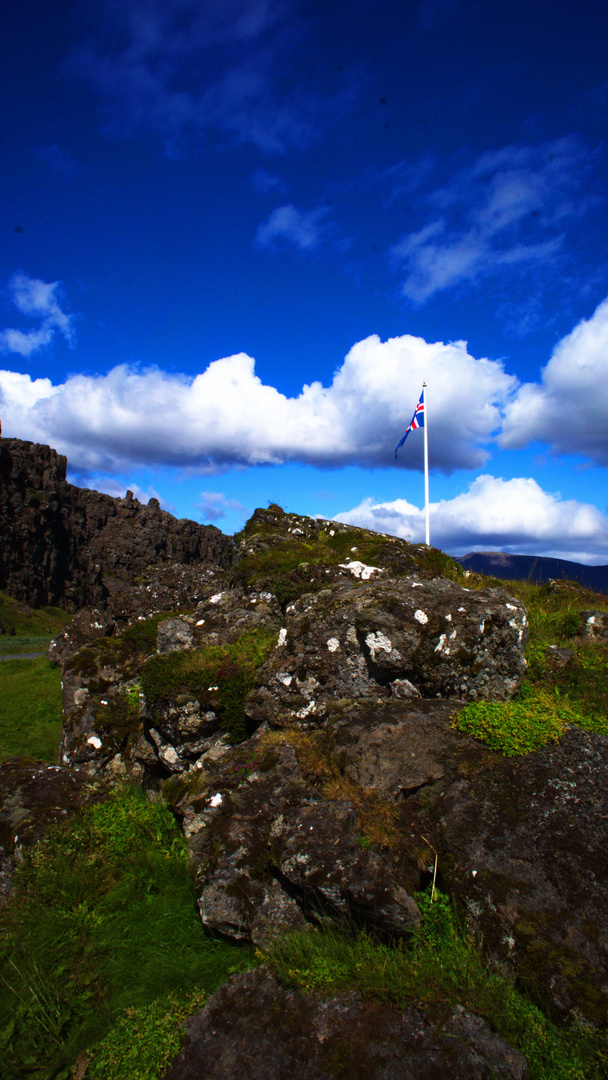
[209,593,224,604]
[327,637,340,652]
[87,735,102,749]
[277,627,288,647]
[295,700,317,719]
[209,793,223,808]
[458,606,465,612]
[506,603,517,611]
[434,633,449,654]
[414,609,428,624]
[339,560,383,580]
[365,631,393,659]
[196,619,205,625]
[445,613,452,621]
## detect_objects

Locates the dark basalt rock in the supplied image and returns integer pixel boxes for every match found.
[419,726,608,1025]
[0,437,235,613]
[163,966,527,1080]
[245,575,528,729]
[170,724,423,945]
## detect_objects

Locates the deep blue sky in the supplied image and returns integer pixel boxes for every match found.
[2,0,608,560]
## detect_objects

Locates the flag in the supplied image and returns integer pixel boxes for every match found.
[395,390,424,460]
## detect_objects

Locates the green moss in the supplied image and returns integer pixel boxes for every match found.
[140,628,276,742]
[93,690,142,754]
[262,889,608,1080]
[453,685,568,756]
[120,611,186,653]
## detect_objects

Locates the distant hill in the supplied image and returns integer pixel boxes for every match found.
[455,551,608,594]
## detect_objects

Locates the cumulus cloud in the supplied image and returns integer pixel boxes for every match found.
[500,295,608,466]
[199,490,245,521]
[256,204,331,250]
[0,332,516,473]
[69,0,356,154]
[0,273,76,358]
[390,138,593,302]
[335,475,608,563]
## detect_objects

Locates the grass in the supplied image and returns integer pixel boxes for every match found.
[454,577,608,755]
[0,657,63,761]
[0,784,253,1080]
[0,591,71,641]
[262,889,608,1080]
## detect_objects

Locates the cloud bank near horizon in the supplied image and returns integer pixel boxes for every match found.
[2,280,608,481]
[334,474,608,564]
[0,332,516,474]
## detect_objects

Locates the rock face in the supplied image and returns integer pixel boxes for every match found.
[421,725,608,1024]
[163,966,527,1080]
[0,438,235,612]
[3,470,608,1063]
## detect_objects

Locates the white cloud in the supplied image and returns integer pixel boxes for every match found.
[500,295,608,466]
[199,490,245,521]
[390,138,593,302]
[335,475,608,563]
[0,332,516,473]
[0,273,76,357]
[256,204,331,250]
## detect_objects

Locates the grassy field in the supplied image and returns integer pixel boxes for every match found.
[0,657,63,762]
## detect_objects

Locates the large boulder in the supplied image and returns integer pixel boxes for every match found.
[167,721,431,946]
[163,966,527,1080]
[246,576,528,728]
[419,726,608,1025]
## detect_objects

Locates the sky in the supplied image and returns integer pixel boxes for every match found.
[1,0,608,563]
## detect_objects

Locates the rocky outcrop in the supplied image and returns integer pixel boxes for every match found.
[420,725,608,1025]
[0,438,235,612]
[4,485,608,1053]
[163,966,527,1080]
[246,575,527,727]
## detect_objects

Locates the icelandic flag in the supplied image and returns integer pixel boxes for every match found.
[395,390,424,460]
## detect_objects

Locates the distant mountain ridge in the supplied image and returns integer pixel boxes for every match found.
[455,551,608,594]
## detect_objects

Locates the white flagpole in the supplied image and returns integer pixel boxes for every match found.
[423,381,430,546]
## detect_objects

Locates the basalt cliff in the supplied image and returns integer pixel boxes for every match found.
[1,437,607,1079]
